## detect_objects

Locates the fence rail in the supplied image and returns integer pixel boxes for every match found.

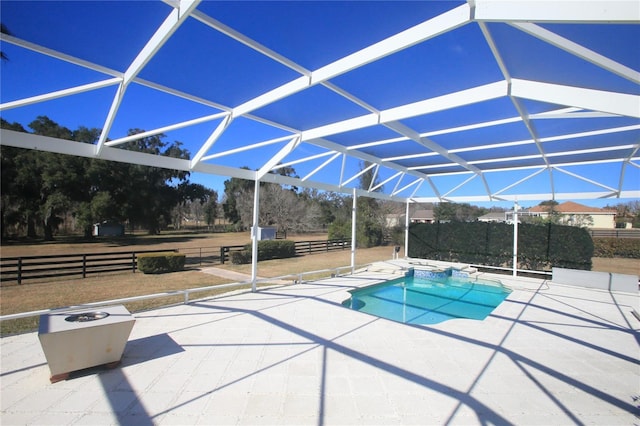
[294,239,351,255]
[1,249,176,284]
[0,238,352,284]
[0,265,357,322]
[219,239,351,263]
[589,229,640,239]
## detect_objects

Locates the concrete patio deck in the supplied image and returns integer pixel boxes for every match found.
[1,268,638,425]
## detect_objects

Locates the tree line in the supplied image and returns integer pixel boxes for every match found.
[219,163,397,247]
[1,116,216,239]
[0,115,396,245]
[10,115,629,245]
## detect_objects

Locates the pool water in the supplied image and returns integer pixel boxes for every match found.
[342,275,511,325]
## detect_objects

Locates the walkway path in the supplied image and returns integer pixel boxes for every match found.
[200,266,292,285]
[200,267,256,282]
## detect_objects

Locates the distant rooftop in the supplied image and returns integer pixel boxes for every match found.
[528,201,617,214]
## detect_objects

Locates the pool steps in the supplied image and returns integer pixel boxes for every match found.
[365,259,478,277]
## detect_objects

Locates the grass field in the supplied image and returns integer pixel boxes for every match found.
[0,232,393,335]
[1,231,637,335]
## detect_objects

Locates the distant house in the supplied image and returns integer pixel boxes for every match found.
[411,209,435,224]
[478,212,507,223]
[527,201,616,229]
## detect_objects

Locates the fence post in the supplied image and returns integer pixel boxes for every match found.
[17,258,22,285]
[82,254,87,278]
[220,247,226,264]
[199,248,202,266]
[132,253,136,273]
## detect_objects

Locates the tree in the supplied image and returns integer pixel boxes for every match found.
[308,190,350,228]
[528,200,562,225]
[1,119,31,238]
[434,202,487,222]
[357,162,385,246]
[327,161,385,247]
[115,131,192,234]
[172,183,215,229]
[7,116,96,240]
[269,164,300,192]
[259,183,310,236]
[222,170,253,225]
[606,201,640,228]
[1,116,204,238]
[203,197,218,229]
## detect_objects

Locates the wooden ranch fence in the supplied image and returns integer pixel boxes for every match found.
[219,238,352,263]
[0,239,352,284]
[0,249,176,284]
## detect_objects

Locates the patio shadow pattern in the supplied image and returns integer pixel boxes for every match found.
[1,271,638,425]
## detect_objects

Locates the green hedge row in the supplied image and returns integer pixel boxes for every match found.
[592,238,640,258]
[232,240,296,264]
[408,222,593,271]
[137,252,186,274]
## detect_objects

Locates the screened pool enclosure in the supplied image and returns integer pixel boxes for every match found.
[1,0,638,283]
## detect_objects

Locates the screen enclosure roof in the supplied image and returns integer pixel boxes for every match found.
[1,0,639,204]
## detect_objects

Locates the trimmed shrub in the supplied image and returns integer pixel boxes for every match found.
[242,240,296,261]
[230,250,252,264]
[137,252,186,274]
[593,238,640,258]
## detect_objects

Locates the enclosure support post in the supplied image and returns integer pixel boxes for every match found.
[512,201,519,277]
[404,200,410,258]
[251,178,260,292]
[351,188,357,274]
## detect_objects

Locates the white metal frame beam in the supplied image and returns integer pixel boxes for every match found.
[1,1,637,205]
[0,78,122,111]
[511,79,640,118]
[231,3,471,118]
[105,112,229,147]
[256,136,302,180]
[201,134,294,162]
[512,22,640,84]
[1,31,231,114]
[190,114,233,168]
[301,81,508,143]
[473,0,639,23]
[96,0,201,154]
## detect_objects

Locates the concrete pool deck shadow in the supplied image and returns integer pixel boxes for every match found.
[1,264,638,425]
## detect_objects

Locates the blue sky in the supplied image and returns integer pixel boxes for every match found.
[1,1,638,210]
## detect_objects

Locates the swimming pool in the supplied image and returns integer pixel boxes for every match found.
[342,272,511,325]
